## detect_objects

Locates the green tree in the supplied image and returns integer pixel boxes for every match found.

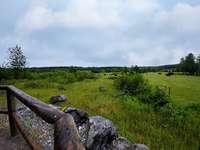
[196,55,200,74]
[180,53,197,75]
[8,45,27,79]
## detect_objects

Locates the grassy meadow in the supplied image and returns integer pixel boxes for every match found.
[0,71,200,149]
[144,72,200,106]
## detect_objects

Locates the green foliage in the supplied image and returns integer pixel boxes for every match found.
[185,103,200,114]
[115,73,170,108]
[23,80,56,89]
[159,103,187,127]
[7,45,27,79]
[144,72,200,106]
[115,73,150,95]
[179,53,198,75]
[139,87,170,108]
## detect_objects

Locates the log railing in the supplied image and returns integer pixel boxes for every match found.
[0,85,84,150]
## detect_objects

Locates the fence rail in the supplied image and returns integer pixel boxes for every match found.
[0,85,84,150]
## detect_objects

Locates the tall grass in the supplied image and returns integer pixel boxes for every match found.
[1,72,200,149]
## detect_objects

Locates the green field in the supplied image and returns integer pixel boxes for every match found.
[0,72,200,149]
[144,72,200,106]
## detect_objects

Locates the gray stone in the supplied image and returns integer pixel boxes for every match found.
[99,86,107,92]
[50,95,67,104]
[86,116,117,150]
[64,108,150,150]
[65,107,89,126]
[133,144,149,150]
[111,137,149,150]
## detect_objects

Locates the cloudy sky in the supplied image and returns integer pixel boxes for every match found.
[0,0,200,67]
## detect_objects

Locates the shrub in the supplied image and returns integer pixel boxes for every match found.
[57,84,66,91]
[24,81,39,88]
[150,87,170,107]
[23,80,56,89]
[138,87,170,107]
[160,103,187,127]
[75,71,96,81]
[166,72,174,76]
[185,103,200,114]
[115,73,150,95]
[116,73,170,108]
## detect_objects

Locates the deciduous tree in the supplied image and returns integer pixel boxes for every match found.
[8,45,27,78]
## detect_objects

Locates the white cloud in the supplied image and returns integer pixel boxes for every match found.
[17,6,54,32]
[1,0,200,66]
[154,3,200,34]
[17,0,162,32]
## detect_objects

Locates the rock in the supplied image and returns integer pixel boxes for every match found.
[65,107,89,126]
[64,107,90,146]
[64,108,149,150]
[111,137,149,150]
[133,144,149,150]
[50,95,67,104]
[99,86,107,92]
[86,116,117,150]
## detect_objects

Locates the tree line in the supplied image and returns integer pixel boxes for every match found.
[179,53,200,75]
[1,45,200,81]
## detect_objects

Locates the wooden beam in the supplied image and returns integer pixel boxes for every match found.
[7,90,17,136]
[1,85,84,150]
[54,113,85,150]
[7,86,64,124]
[13,113,43,150]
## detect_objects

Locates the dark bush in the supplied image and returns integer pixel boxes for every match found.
[115,73,170,108]
[185,103,200,114]
[75,71,96,81]
[115,73,151,95]
[150,87,170,107]
[160,103,187,127]
[57,84,66,91]
[166,72,174,76]
[23,80,56,89]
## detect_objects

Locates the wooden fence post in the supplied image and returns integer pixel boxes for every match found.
[54,113,85,150]
[168,87,171,96]
[7,90,17,136]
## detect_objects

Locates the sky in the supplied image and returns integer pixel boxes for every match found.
[0,0,200,67]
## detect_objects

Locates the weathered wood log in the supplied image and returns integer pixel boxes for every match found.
[13,113,43,150]
[1,85,84,150]
[7,90,17,136]
[7,86,64,124]
[54,113,85,150]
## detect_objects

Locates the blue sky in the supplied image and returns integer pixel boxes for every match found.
[0,0,200,67]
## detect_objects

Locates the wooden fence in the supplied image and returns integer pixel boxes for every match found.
[0,85,84,150]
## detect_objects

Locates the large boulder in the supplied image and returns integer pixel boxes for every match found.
[50,95,66,104]
[64,108,149,150]
[65,107,89,126]
[86,116,117,150]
